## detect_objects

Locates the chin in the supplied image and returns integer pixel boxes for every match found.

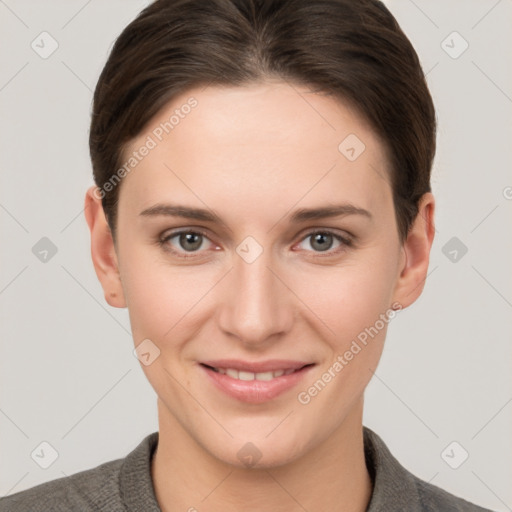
[206,431,310,470]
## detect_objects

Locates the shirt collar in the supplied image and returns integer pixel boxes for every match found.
[120,427,421,511]
[363,426,422,511]
[120,431,161,512]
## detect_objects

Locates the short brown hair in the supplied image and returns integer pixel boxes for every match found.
[89,0,436,244]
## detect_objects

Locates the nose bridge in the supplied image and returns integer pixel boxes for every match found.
[219,242,291,345]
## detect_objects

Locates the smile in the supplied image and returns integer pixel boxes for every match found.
[199,361,316,403]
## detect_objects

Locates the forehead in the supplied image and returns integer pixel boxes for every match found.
[118,81,392,222]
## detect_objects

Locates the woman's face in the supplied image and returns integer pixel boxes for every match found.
[88,81,433,468]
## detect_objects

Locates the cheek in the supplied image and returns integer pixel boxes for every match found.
[293,263,396,417]
[119,241,226,357]
[293,256,398,345]
[123,264,206,341]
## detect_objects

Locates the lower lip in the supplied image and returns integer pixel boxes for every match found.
[199,364,315,404]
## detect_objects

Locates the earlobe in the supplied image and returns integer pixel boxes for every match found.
[392,192,436,309]
[84,186,127,308]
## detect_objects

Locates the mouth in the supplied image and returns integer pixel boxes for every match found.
[199,361,316,403]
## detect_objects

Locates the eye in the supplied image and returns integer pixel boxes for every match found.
[158,228,353,260]
[296,230,353,256]
[159,229,215,258]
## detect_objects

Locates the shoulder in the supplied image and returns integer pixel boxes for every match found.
[363,427,495,512]
[0,458,124,512]
[0,432,159,512]
[413,476,494,512]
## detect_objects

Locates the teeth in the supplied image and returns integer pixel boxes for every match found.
[213,367,293,381]
[255,371,274,381]
[226,368,238,379]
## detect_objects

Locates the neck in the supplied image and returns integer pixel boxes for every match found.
[151,399,372,512]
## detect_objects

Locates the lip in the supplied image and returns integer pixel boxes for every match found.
[199,360,316,404]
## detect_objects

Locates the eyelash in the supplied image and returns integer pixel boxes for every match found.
[158,228,353,260]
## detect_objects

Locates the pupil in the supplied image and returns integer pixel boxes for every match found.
[312,233,332,252]
[180,232,202,251]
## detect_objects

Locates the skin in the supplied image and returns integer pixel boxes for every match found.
[85,80,435,512]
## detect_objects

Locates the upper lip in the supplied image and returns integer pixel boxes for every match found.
[200,359,314,373]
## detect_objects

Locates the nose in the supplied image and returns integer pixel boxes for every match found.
[217,246,293,349]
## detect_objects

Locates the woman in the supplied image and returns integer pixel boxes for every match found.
[0,0,495,510]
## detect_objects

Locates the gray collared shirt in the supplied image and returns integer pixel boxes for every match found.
[0,427,495,511]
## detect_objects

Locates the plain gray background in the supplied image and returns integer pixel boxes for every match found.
[1,0,511,510]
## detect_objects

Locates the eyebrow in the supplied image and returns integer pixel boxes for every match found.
[139,203,372,225]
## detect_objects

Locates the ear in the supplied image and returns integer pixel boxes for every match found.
[84,186,127,308]
[391,192,436,309]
